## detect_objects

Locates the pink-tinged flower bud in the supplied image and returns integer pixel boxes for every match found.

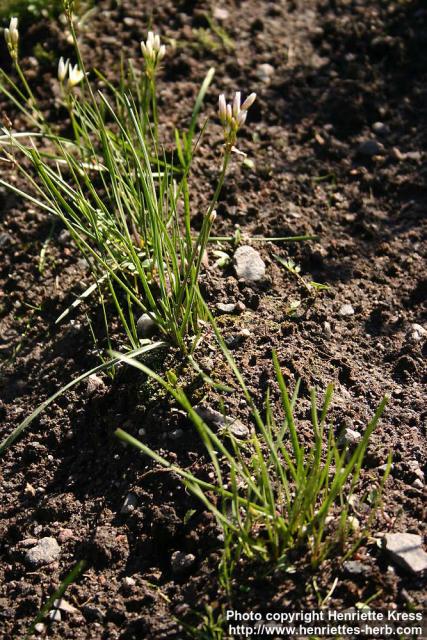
[218,94,227,122]
[237,110,247,126]
[232,91,241,118]
[241,92,256,111]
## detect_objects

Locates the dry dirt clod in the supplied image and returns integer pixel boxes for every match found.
[171,551,196,574]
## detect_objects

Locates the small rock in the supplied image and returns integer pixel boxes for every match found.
[58,529,74,544]
[195,406,249,438]
[171,551,196,574]
[123,17,135,27]
[323,321,332,338]
[412,478,424,490]
[410,323,426,341]
[54,598,79,614]
[405,151,422,162]
[122,576,136,588]
[383,533,427,574]
[256,63,275,82]
[0,232,12,247]
[216,303,237,314]
[213,7,229,20]
[371,122,390,137]
[25,537,60,567]
[170,429,183,440]
[86,374,106,396]
[48,609,62,622]
[34,623,46,633]
[228,419,250,439]
[340,428,362,446]
[58,229,71,245]
[339,303,355,317]
[343,560,369,576]
[136,313,156,337]
[357,139,385,157]
[234,245,266,284]
[347,516,360,532]
[120,493,138,515]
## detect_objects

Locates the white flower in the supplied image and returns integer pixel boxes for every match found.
[217,91,257,147]
[4,16,19,52]
[58,57,70,83]
[141,31,166,68]
[67,63,84,89]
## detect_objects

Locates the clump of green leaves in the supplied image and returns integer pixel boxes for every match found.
[115,340,390,583]
[0,7,257,353]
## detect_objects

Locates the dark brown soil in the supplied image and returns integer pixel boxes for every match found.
[1,0,426,638]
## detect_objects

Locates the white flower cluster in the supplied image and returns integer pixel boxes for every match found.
[218,91,256,146]
[4,17,19,57]
[58,57,84,90]
[141,31,166,70]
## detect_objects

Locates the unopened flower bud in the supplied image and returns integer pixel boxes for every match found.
[237,110,247,126]
[209,210,217,223]
[58,57,69,83]
[232,91,241,118]
[241,92,256,111]
[218,94,227,122]
[141,31,166,72]
[4,16,19,54]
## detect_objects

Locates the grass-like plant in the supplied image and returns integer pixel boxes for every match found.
[115,335,390,584]
[0,6,256,353]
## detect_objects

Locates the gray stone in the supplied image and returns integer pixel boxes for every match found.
[120,493,138,515]
[383,533,427,574]
[213,7,229,20]
[53,598,79,614]
[410,323,426,341]
[48,609,62,622]
[357,139,385,157]
[86,374,106,396]
[256,63,275,82]
[343,560,369,576]
[122,576,136,588]
[136,313,156,337]
[234,246,266,284]
[171,551,196,574]
[25,537,60,567]
[228,419,250,439]
[58,229,71,245]
[34,623,46,634]
[340,428,362,447]
[195,406,250,438]
[217,303,237,314]
[339,303,355,316]
[372,122,390,137]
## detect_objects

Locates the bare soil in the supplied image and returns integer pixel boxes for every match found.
[0,0,426,638]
